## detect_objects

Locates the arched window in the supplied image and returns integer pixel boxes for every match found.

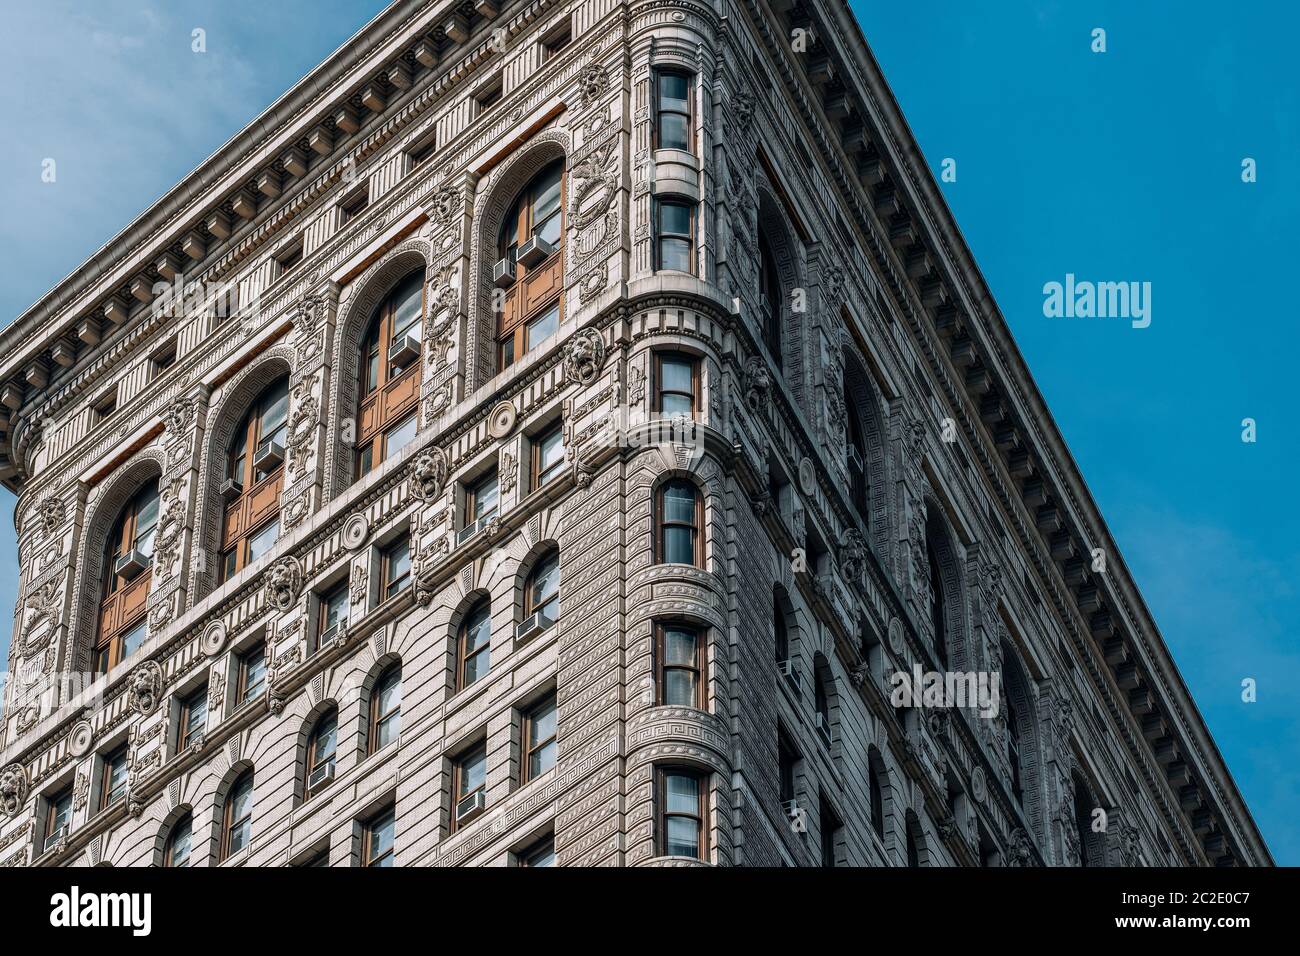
[221,770,254,861]
[95,479,160,674]
[758,230,782,369]
[368,664,402,754]
[813,665,832,746]
[524,550,560,625]
[655,622,703,708]
[656,479,702,567]
[495,159,564,371]
[456,600,492,690]
[657,767,706,860]
[845,391,868,515]
[219,377,288,583]
[1002,645,1037,813]
[928,540,947,670]
[773,588,789,664]
[356,270,424,478]
[906,815,921,867]
[1006,694,1024,807]
[1073,773,1105,867]
[163,813,192,867]
[868,749,886,842]
[305,708,338,798]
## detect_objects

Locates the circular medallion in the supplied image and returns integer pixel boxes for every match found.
[797,457,817,496]
[342,513,370,551]
[488,401,517,439]
[971,766,987,803]
[888,617,905,654]
[68,720,94,758]
[201,621,227,658]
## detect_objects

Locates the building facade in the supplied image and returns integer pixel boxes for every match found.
[0,0,1269,868]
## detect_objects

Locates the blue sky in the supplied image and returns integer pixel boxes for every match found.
[0,1,1293,864]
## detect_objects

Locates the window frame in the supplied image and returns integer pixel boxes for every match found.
[521,692,558,785]
[531,424,564,491]
[362,806,397,866]
[653,351,700,420]
[368,663,402,754]
[464,470,500,527]
[163,813,193,867]
[316,581,349,650]
[177,685,208,752]
[656,767,707,860]
[305,709,339,799]
[95,480,160,674]
[98,745,129,812]
[451,743,488,834]
[354,270,425,479]
[523,550,560,622]
[654,622,704,709]
[495,161,566,372]
[655,479,704,567]
[236,643,267,706]
[44,788,73,844]
[220,770,255,862]
[519,833,556,867]
[654,198,696,274]
[380,537,412,602]
[456,600,492,692]
[653,69,694,153]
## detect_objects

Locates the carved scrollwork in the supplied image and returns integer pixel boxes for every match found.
[263,555,304,611]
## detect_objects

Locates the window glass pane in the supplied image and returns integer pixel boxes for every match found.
[324,588,348,631]
[377,670,402,718]
[538,429,563,479]
[464,605,491,652]
[536,210,562,247]
[135,492,160,539]
[464,646,490,686]
[530,554,560,611]
[385,415,417,459]
[107,752,129,802]
[526,304,560,350]
[661,357,693,395]
[658,202,691,236]
[52,796,73,831]
[121,620,148,659]
[313,714,338,764]
[532,167,563,230]
[168,818,192,867]
[243,649,266,701]
[663,628,697,666]
[248,519,279,564]
[530,739,557,779]
[524,839,556,867]
[530,698,557,747]
[369,811,395,864]
[472,475,499,520]
[663,482,696,523]
[659,113,690,151]
[660,237,692,272]
[185,691,208,737]
[365,350,380,394]
[391,275,423,340]
[664,527,694,565]
[665,816,700,857]
[658,73,690,112]
[460,750,487,795]
[385,540,411,587]
[260,384,289,439]
[662,393,693,418]
[665,669,697,707]
[665,773,699,814]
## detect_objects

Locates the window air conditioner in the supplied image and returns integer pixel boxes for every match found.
[493,257,516,288]
[219,477,244,501]
[515,608,556,642]
[307,762,336,791]
[387,333,421,367]
[114,549,149,580]
[515,235,554,268]
[456,790,486,824]
[253,439,284,471]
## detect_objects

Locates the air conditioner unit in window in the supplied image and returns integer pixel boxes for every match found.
[777,659,802,697]
[316,620,347,654]
[846,444,864,473]
[492,257,516,288]
[515,235,554,268]
[387,333,421,367]
[457,513,496,546]
[781,799,801,820]
[456,790,486,824]
[515,608,556,642]
[219,477,244,501]
[815,711,834,746]
[253,439,284,471]
[44,826,68,854]
[307,762,336,791]
[114,548,149,580]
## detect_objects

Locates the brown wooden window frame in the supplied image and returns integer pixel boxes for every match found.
[316,581,349,651]
[368,663,402,754]
[654,478,704,567]
[523,549,560,621]
[495,160,565,372]
[220,770,254,862]
[99,744,129,811]
[95,480,160,675]
[653,351,700,419]
[305,708,338,799]
[162,813,192,867]
[656,766,707,860]
[759,229,783,369]
[451,742,488,834]
[654,198,696,274]
[455,599,492,692]
[177,685,208,752]
[654,621,704,709]
[379,536,412,603]
[652,69,694,153]
[362,806,396,866]
[355,270,425,480]
[519,832,556,867]
[530,424,564,491]
[218,377,289,585]
[521,692,558,785]
[44,788,73,845]
[236,643,267,706]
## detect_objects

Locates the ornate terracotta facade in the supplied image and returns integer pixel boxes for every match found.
[0,0,1269,867]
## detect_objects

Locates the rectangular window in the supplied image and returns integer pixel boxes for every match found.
[525,301,560,351]
[658,769,706,859]
[45,789,73,844]
[273,240,303,277]
[317,583,349,648]
[532,425,564,490]
[384,413,417,460]
[520,834,556,867]
[656,623,703,708]
[150,341,177,379]
[363,807,396,867]
[93,389,118,423]
[655,199,695,273]
[381,538,411,601]
[654,70,693,152]
[245,517,279,566]
[100,746,129,810]
[474,76,503,115]
[339,186,370,225]
[778,735,798,808]
[465,471,500,526]
[819,795,842,868]
[452,744,488,832]
[408,133,437,170]
[522,694,558,783]
[178,685,208,751]
[540,18,572,62]
[654,352,699,419]
[238,644,267,705]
